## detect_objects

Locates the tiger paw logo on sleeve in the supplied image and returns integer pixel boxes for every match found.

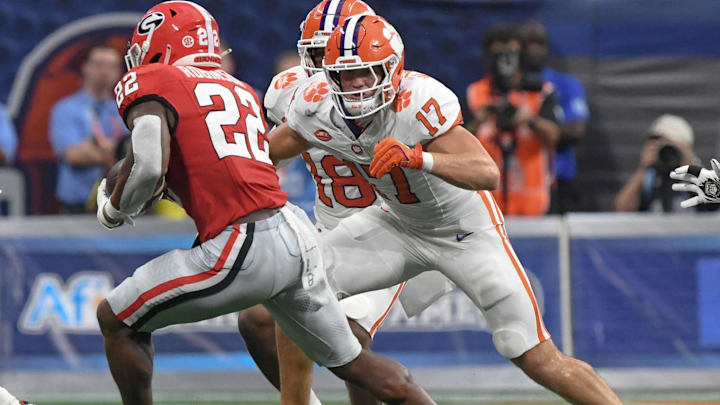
[393,90,412,112]
[303,81,329,103]
[275,71,299,90]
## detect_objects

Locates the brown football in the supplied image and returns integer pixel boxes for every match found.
[105,158,125,194]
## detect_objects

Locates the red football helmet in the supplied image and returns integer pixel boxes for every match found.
[324,15,405,119]
[297,0,375,75]
[125,1,222,71]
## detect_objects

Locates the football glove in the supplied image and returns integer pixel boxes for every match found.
[369,138,424,178]
[96,178,134,229]
[669,158,720,208]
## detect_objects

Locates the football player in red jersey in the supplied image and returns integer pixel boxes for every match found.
[94,2,435,404]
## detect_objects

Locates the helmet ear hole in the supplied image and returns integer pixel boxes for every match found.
[149,53,163,63]
[169,9,177,17]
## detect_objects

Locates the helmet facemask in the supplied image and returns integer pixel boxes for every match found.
[297,31,331,75]
[324,54,400,119]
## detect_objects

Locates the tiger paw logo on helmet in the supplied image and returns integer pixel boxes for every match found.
[304,81,329,103]
[394,90,412,112]
[275,72,298,90]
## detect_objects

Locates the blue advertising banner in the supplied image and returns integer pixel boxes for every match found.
[0,227,561,371]
[571,235,720,368]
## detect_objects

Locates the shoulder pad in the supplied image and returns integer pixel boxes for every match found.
[264,66,308,126]
[393,72,463,143]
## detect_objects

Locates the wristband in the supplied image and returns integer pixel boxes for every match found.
[104,200,135,226]
[421,151,434,172]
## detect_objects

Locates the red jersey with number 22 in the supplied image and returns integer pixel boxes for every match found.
[115,64,287,242]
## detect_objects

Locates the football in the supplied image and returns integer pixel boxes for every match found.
[105,158,125,194]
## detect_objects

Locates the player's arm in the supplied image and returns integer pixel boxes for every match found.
[369,125,500,191]
[268,122,312,166]
[97,101,172,228]
[669,159,720,208]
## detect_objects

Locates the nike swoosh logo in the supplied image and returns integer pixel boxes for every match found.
[456,232,474,242]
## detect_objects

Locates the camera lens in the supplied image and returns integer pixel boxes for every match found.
[658,144,681,168]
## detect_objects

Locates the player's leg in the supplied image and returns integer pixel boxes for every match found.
[438,222,621,405]
[269,205,433,404]
[0,385,34,405]
[511,339,620,404]
[97,300,154,405]
[339,284,406,405]
[276,326,314,405]
[98,220,298,405]
[237,305,280,389]
[343,319,380,405]
[265,286,434,405]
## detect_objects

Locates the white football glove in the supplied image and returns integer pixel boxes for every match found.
[669,158,720,208]
[96,178,134,229]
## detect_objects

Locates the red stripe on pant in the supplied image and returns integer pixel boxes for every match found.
[117,225,242,322]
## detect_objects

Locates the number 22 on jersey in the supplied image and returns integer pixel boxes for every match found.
[194,82,272,165]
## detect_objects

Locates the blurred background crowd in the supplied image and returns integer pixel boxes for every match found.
[1,0,719,220]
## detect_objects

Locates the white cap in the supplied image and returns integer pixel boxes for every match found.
[648,114,694,146]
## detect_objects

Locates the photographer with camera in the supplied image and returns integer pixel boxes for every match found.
[466,23,560,216]
[615,114,702,212]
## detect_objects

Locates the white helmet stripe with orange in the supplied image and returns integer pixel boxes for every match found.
[342,14,364,57]
[322,0,344,31]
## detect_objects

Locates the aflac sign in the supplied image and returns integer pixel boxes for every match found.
[19,272,114,334]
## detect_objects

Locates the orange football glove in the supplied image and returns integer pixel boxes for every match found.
[369,138,423,178]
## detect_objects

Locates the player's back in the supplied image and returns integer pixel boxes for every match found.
[116,64,287,242]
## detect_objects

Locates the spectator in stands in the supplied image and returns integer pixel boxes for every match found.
[0,104,17,166]
[467,23,560,216]
[49,44,126,214]
[615,114,702,212]
[521,20,590,214]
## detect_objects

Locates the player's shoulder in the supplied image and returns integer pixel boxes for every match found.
[393,70,458,118]
[116,64,187,121]
[396,70,458,111]
[265,66,310,123]
[288,71,332,117]
[391,70,462,141]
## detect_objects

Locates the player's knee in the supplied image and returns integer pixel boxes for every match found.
[374,366,412,402]
[492,328,531,359]
[237,306,274,336]
[96,299,125,336]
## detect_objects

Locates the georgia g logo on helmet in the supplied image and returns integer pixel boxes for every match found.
[137,12,165,35]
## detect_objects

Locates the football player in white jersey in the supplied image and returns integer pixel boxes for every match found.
[268,14,623,405]
[237,2,410,405]
[670,158,720,207]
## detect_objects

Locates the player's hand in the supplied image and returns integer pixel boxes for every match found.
[96,178,134,229]
[369,138,423,178]
[669,159,720,208]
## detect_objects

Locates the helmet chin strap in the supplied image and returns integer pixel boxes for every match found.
[163,44,172,65]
